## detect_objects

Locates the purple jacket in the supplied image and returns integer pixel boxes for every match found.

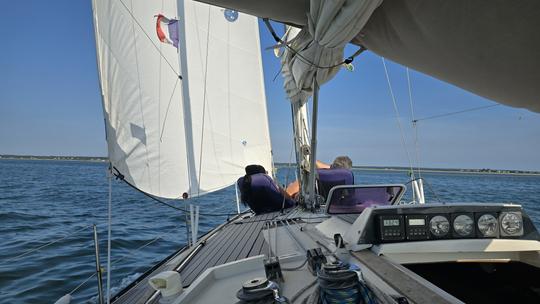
[237,173,294,214]
[317,168,354,198]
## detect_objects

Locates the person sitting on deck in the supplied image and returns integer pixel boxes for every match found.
[317,156,355,199]
[237,165,295,215]
[285,156,355,199]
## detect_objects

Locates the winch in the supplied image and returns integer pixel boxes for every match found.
[236,277,289,304]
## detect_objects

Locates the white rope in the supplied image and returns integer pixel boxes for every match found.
[381,58,414,175]
[106,171,112,304]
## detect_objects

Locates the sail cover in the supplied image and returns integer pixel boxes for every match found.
[92,0,272,199]
[195,0,540,113]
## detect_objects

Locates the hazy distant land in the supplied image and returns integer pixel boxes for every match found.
[0,154,107,162]
[1,155,538,176]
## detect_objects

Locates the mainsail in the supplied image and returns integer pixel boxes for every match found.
[92,0,272,199]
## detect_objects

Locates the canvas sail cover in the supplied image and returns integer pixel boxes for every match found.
[279,0,381,104]
[92,0,272,199]
[196,0,540,113]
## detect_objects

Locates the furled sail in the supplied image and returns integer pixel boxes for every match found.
[196,0,540,113]
[92,0,272,199]
[279,0,381,104]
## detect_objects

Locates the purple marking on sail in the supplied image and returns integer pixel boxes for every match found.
[167,20,179,48]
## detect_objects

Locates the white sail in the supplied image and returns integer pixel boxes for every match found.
[181,1,273,196]
[92,0,272,199]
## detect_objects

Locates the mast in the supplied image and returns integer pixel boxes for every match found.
[291,101,310,202]
[306,79,320,208]
[176,0,198,197]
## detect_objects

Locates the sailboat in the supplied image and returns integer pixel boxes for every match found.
[84,0,540,303]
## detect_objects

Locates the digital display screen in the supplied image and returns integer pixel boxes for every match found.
[383,219,400,226]
[408,219,426,226]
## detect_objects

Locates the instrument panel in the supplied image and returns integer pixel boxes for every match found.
[357,204,540,244]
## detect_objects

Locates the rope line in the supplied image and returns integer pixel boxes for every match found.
[422,178,444,204]
[406,67,422,180]
[413,104,500,123]
[381,58,414,175]
[106,170,112,304]
[3,225,94,263]
[262,19,367,70]
[71,223,185,298]
[127,0,152,190]
[196,6,212,198]
[117,0,182,79]
[159,77,180,142]
[70,272,97,295]
[282,258,308,271]
[111,167,234,217]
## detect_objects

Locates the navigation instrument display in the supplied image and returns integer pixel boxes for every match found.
[383,219,400,226]
[408,219,426,226]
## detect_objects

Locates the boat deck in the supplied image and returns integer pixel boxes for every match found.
[179,212,276,286]
[112,206,466,304]
[112,211,278,304]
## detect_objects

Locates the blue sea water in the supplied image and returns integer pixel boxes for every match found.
[1,159,539,303]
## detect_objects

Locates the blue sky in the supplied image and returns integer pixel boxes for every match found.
[1,1,539,170]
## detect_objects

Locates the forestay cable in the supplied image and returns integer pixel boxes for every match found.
[406,67,422,179]
[381,58,414,175]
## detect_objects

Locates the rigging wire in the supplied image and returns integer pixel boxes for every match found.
[381,58,415,175]
[117,0,182,79]
[196,6,213,198]
[280,135,298,211]
[406,67,422,179]
[3,224,95,263]
[159,77,180,142]
[262,19,367,70]
[106,170,112,304]
[422,178,444,204]
[127,0,152,189]
[412,103,501,123]
[71,223,186,298]
[111,167,234,217]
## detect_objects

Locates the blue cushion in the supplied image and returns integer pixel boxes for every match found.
[237,173,294,214]
[317,169,354,198]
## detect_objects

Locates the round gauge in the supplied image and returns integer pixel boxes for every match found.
[453,215,474,236]
[477,214,498,237]
[500,212,523,235]
[429,215,450,237]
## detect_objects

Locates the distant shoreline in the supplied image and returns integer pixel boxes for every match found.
[1,156,538,176]
[274,163,540,176]
[350,167,540,177]
[0,155,107,163]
